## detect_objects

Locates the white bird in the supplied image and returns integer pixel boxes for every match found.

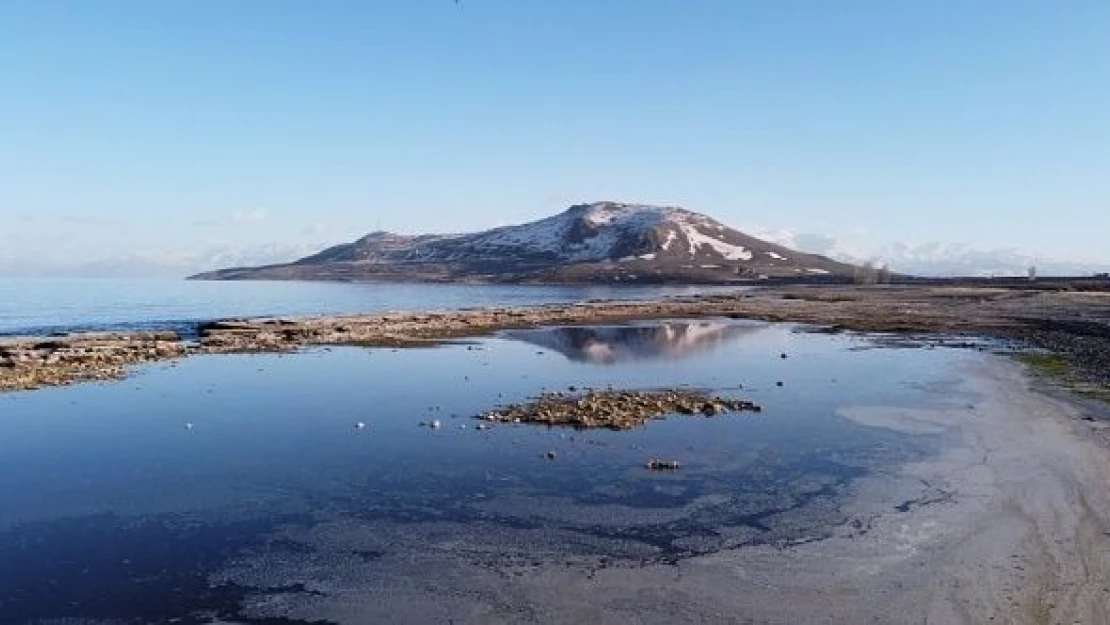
[430,420,442,429]
[184,422,194,430]
[355,422,366,430]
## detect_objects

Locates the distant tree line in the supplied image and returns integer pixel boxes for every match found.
[853,260,891,285]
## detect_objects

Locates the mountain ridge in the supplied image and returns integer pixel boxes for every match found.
[190,202,857,284]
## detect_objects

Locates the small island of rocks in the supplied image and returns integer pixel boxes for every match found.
[477,389,761,430]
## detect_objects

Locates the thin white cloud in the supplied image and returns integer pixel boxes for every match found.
[0,242,331,279]
[231,208,270,225]
[13,210,122,226]
[752,227,1110,277]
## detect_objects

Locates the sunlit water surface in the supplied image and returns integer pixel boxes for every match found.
[0,320,981,623]
[0,278,740,336]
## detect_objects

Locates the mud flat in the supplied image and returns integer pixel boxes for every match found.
[211,357,1110,625]
[2,284,1108,394]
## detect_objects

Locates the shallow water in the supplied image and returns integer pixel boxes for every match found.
[0,278,740,337]
[0,320,980,624]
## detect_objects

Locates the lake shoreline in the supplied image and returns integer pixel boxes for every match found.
[3,284,1108,395]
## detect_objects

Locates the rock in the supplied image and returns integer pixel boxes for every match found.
[474,389,761,430]
[701,402,724,416]
[545,451,557,460]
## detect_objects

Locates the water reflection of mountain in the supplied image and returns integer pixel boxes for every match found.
[504,321,760,364]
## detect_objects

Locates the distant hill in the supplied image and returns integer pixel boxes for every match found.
[189,202,857,284]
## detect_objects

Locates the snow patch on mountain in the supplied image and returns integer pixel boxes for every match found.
[660,230,678,252]
[465,203,672,262]
[679,222,753,260]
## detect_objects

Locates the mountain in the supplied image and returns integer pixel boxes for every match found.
[189,202,856,284]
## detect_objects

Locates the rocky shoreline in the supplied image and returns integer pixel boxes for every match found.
[0,332,185,392]
[3,285,1109,394]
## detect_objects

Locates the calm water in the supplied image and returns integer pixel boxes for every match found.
[0,320,980,624]
[0,278,739,337]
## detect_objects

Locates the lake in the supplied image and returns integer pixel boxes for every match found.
[0,278,743,337]
[0,319,981,624]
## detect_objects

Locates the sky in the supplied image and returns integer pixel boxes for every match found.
[1,0,1108,276]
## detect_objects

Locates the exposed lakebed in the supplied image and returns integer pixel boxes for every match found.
[0,320,982,624]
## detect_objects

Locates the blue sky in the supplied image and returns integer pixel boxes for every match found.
[1,1,1108,275]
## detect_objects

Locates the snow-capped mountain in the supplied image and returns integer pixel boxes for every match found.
[191,202,856,283]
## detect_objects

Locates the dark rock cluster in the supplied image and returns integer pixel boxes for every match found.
[477,389,761,430]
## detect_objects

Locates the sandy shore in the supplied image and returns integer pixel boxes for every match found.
[210,356,1110,624]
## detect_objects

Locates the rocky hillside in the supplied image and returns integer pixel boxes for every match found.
[190,202,856,284]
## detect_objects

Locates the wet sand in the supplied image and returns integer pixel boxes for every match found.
[213,356,1110,624]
